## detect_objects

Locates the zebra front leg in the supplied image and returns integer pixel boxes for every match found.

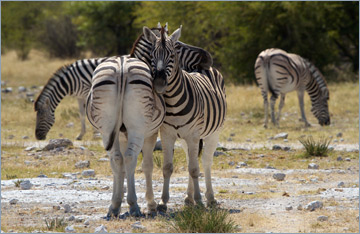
[297,90,311,127]
[76,98,86,140]
[124,131,144,217]
[141,133,158,215]
[157,128,177,212]
[185,135,203,206]
[270,95,278,126]
[106,134,126,219]
[202,132,219,207]
[277,94,286,123]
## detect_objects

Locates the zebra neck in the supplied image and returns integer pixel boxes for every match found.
[164,66,184,103]
[131,37,152,67]
[305,75,322,106]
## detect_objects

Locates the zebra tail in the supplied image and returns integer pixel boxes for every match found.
[86,62,126,151]
[264,57,277,98]
[198,139,203,158]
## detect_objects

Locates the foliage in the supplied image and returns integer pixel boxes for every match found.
[2,2,358,82]
[168,205,238,233]
[68,1,139,56]
[13,179,24,187]
[299,136,332,157]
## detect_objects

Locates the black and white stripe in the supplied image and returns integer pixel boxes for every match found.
[254,48,330,127]
[34,57,108,140]
[86,55,165,217]
[143,25,227,209]
[35,26,212,141]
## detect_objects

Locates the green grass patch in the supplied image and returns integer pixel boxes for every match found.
[168,205,238,233]
[299,136,332,157]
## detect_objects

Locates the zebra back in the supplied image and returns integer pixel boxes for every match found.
[34,57,108,111]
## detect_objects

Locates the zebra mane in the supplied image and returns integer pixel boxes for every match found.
[34,65,69,111]
[161,26,166,47]
[130,27,161,57]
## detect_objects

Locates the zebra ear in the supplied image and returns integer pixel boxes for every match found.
[143,26,158,44]
[157,22,161,28]
[169,25,181,42]
[164,22,168,33]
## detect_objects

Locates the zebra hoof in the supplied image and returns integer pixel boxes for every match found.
[76,136,83,141]
[129,205,142,217]
[207,199,219,208]
[107,205,120,220]
[156,204,167,213]
[184,197,195,206]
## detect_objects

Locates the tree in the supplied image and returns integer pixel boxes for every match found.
[68,1,139,56]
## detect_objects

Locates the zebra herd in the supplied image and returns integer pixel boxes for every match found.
[34,24,330,217]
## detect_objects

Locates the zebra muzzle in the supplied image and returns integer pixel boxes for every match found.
[153,76,167,94]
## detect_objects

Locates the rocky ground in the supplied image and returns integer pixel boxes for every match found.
[1,138,359,233]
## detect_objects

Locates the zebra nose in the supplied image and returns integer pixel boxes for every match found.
[35,130,46,140]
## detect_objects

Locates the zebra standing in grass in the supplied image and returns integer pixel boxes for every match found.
[34,57,108,140]
[35,25,212,141]
[85,25,214,217]
[143,25,227,210]
[86,54,165,217]
[254,48,330,128]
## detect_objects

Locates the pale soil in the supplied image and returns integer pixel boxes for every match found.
[1,142,359,233]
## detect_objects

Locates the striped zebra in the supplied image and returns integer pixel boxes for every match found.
[86,55,165,217]
[34,57,108,140]
[35,25,212,141]
[143,25,227,210]
[254,48,330,128]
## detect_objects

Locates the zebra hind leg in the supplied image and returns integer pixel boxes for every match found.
[107,134,126,219]
[263,96,269,128]
[277,94,285,124]
[270,95,278,126]
[76,98,86,140]
[180,139,195,206]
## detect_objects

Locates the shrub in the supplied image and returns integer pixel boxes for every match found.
[45,217,67,232]
[168,205,238,233]
[299,136,332,157]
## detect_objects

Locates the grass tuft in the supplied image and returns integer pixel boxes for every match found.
[299,136,332,157]
[45,217,67,232]
[14,179,24,187]
[168,205,238,233]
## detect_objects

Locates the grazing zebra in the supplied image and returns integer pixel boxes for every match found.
[254,48,330,128]
[86,55,166,217]
[35,25,212,141]
[34,57,108,140]
[143,25,227,210]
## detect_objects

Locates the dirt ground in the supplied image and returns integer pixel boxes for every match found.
[1,140,359,233]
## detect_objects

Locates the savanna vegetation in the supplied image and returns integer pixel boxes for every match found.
[2,1,359,83]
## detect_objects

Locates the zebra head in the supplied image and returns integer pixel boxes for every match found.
[311,88,330,126]
[34,98,55,140]
[143,25,182,94]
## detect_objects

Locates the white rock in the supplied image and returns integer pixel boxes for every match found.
[274,132,288,139]
[131,221,146,230]
[305,201,323,211]
[337,182,345,187]
[308,163,319,169]
[9,199,18,205]
[98,158,109,162]
[285,206,293,211]
[20,180,32,190]
[84,219,90,226]
[297,204,303,210]
[25,146,36,151]
[82,169,95,177]
[65,226,75,233]
[64,204,72,213]
[75,160,90,169]
[94,225,108,233]
[273,173,286,181]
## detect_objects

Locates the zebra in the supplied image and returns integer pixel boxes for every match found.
[254,48,330,128]
[143,25,227,210]
[34,57,108,140]
[35,25,212,141]
[86,55,165,217]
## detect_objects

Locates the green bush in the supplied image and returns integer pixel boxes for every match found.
[168,205,238,233]
[299,136,332,157]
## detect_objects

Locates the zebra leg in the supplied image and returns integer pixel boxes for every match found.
[106,133,126,219]
[76,98,86,140]
[297,90,311,127]
[202,132,219,207]
[185,135,203,206]
[270,94,278,126]
[124,130,144,217]
[157,129,177,212]
[180,139,195,206]
[277,94,286,123]
[263,94,269,128]
[141,132,158,215]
